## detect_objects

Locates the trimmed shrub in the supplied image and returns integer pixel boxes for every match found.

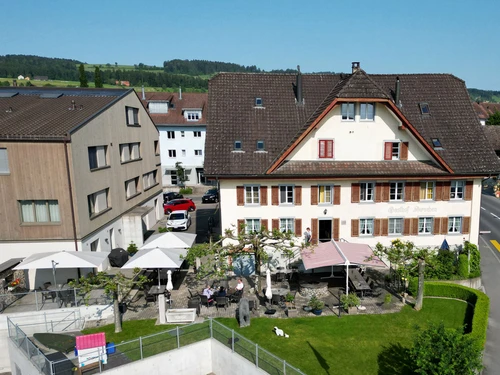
[463,242,481,278]
[179,187,193,195]
[457,254,469,279]
[408,276,418,296]
[424,282,489,349]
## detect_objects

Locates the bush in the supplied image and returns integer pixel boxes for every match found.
[457,254,469,278]
[308,295,325,311]
[424,282,489,349]
[462,242,481,278]
[158,226,169,233]
[127,241,138,256]
[408,276,418,296]
[340,293,360,310]
[426,250,456,280]
[179,187,193,195]
[384,293,392,304]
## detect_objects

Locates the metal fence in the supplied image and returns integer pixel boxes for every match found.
[9,318,306,375]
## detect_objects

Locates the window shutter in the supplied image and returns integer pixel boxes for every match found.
[237,219,245,235]
[433,217,441,235]
[410,218,419,236]
[374,219,381,237]
[261,186,268,206]
[318,140,325,158]
[333,218,340,240]
[400,142,409,160]
[403,218,411,236]
[375,183,382,202]
[261,219,268,231]
[462,217,471,234]
[351,219,359,237]
[295,186,302,205]
[311,219,318,244]
[351,183,360,203]
[237,186,244,206]
[412,182,420,202]
[327,140,334,158]
[465,181,473,201]
[381,219,388,236]
[333,185,341,205]
[440,217,449,235]
[271,186,279,205]
[384,142,392,160]
[311,185,318,205]
[272,219,279,230]
[442,181,451,201]
[295,218,302,236]
[382,182,390,202]
[435,182,443,201]
[404,182,413,202]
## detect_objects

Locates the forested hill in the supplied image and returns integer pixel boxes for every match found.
[0,55,81,81]
[162,59,298,75]
[468,88,500,103]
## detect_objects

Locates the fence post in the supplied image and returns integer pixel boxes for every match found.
[176,326,180,349]
[34,290,39,311]
[98,347,102,373]
[44,312,48,332]
[51,320,54,332]
[283,360,286,375]
[139,337,143,360]
[25,335,30,356]
[256,344,258,368]
[74,288,78,307]
[15,324,19,346]
[231,330,234,353]
[209,318,213,338]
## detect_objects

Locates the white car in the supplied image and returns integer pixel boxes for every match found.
[166,210,191,231]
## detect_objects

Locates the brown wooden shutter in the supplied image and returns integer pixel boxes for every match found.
[381,219,389,236]
[404,182,413,202]
[311,219,318,244]
[375,183,382,202]
[410,218,419,236]
[462,217,471,234]
[311,185,318,205]
[237,219,245,234]
[465,181,473,201]
[295,218,302,236]
[384,142,392,160]
[400,142,409,160]
[435,182,443,201]
[318,140,325,158]
[295,186,302,205]
[412,182,420,202]
[374,219,381,237]
[351,183,360,203]
[403,218,411,236]
[272,219,279,231]
[440,217,449,235]
[333,218,340,240]
[272,186,279,205]
[260,186,268,206]
[433,217,441,235]
[351,219,359,237]
[334,185,341,205]
[237,186,244,206]
[382,182,390,202]
[261,219,268,231]
[442,181,451,201]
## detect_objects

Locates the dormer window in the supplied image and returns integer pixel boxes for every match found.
[149,101,169,114]
[234,141,242,151]
[419,103,430,115]
[255,97,263,107]
[184,109,202,121]
[256,141,265,151]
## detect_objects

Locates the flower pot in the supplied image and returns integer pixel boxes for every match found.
[312,309,322,316]
[348,306,357,315]
[286,307,298,318]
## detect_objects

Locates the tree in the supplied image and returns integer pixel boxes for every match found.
[411,323,482,374]
[71,269,148,333]
[78,64,88,87]
[486,110,500,125]
[94,66,103,88]
[175,161,188,187]
[183,225,300,292]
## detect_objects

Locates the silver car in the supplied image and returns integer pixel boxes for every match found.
[166,210,191,231]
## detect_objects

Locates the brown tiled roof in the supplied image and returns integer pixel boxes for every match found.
[473,102,500,121]
[0,87,128,140]
[272,161,448,177]
[206,70,500,176]
[483,125,500,151]
[140,92,207,126]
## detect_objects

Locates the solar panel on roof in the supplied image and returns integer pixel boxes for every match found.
[40,93,63,99]
[0,92,19,98]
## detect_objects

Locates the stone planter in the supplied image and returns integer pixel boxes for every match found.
[348,306,357,315]
[286,307,298,318]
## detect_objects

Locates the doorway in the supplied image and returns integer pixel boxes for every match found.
[318,219,332,243]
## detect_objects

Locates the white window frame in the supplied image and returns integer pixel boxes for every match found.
[88,188,109,217]
[318,185,333,205]
[341,102,355,121]
[391,142,401,160]
[88,145,108,170]
[181,150,186,157]
[167,131,175,139]
[390,182,404,201]
[280,218,295,234]
[19,200,60,223]
[360,182,374,202]
[448,216,462,234]
[360,103,375,121]
[168,150,176,158]
[186,112,201,121]
[450,181,465,200]
[279,185,294,205]
[126,106,139,126]
[0,148,9,174]
[245,218,261,233]
[418,217,433,235]
[245,185,260,205]
[420,181,434,201]
[194,150,202,156]
[359,218,374,236]
[388,218,403,235]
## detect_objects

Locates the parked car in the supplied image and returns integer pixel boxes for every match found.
[163,192,183,204]
[202,188,219,203]
[166,210,191,231]
[164,199,196,214]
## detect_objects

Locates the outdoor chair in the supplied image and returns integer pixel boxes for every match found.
[271,294,285,308]
[229,289,243,303]
[248,299,256,312]
[215,296,228,310]
[144,292,156,305]
[188,298,201,316]
[200,294,214,308]
[275,272,286,282]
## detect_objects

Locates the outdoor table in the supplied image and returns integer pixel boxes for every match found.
[149,285,166,301]
[348,270,371,297]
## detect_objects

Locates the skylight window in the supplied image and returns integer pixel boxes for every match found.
[234,141,242,150]
[256,141,265,151]
[255,97,263,106]
[419,103,430,115]
[431,138,443,148]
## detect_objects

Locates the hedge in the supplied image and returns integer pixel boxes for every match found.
[424,281,489,349]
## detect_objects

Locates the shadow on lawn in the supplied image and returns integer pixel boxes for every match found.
[307,341,330,374]
[377,343,415,375]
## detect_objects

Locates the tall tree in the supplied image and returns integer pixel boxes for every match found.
[94,66,103,88]
[78,64,88,87]
[486,110,500,125]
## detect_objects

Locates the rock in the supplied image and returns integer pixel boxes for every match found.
[238,298,251,327]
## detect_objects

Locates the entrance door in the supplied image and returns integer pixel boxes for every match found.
[318,219,332,243]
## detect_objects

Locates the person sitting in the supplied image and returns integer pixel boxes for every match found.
[218,286,227,297]
[235,279,244,292]
[202,285,214,305]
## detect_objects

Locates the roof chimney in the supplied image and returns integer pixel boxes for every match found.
[179,86,182,100]
[395,76,401,108]
[141,85,145,100]
[296,65,303,104]
[351,62,360,73]
[71,100,76,110]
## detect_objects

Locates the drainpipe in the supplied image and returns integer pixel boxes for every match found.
[64,138,79,253]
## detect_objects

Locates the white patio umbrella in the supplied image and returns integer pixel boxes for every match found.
[141,232,197,250]
[166,270,173,292]
[265,269,273,303]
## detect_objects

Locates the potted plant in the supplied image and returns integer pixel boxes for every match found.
[307,295,325,316]
[340,293,360,314]
[285,292,295,308]
[7,278,20,292]
[127,242,138,256]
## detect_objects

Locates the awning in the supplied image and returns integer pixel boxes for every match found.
[14,251,110,270]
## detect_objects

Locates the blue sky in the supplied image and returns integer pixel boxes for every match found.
[1,0,499,89]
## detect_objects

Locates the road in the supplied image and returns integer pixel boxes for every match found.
[478,184,500,374]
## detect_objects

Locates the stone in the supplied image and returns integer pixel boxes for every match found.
[238,298,251,327]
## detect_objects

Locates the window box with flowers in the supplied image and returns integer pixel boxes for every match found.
[7,278,21,292]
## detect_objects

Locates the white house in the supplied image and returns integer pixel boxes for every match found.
[140,90,208,186]
[205,63,500,251]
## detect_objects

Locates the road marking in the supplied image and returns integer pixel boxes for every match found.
[479,236,500,266]
[480,231,492,234]
[481,207,486,210]
[490,240,500,253]
[491,213,500,219]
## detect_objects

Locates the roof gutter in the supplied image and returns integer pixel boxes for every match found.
[63,136,79,254]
